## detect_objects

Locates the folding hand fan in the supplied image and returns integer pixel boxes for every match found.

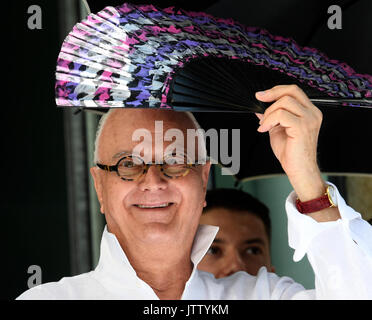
[55,2,372,113]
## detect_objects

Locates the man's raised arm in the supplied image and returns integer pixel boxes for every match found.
[255,85,372,299]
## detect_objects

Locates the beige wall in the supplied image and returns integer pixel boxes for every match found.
[346,176,372,223]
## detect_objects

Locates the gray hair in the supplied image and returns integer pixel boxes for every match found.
[93,110,203,164]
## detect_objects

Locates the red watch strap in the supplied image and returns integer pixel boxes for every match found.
[296,194,331,214]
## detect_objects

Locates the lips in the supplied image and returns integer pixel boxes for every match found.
[133,202,174,209]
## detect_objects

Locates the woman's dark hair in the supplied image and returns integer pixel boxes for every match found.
[203,188,271,241]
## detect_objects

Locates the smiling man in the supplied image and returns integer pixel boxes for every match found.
[17,85,372,299]
[89,108,210,299]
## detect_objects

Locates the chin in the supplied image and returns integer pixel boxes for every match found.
[139,222,179,243]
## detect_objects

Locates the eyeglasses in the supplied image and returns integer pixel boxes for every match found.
[96,154,202,181]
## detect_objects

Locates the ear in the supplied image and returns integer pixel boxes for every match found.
[201,161,211,207]
[270,265,276,273]
[90,166,105,214]
[201,161,212,191]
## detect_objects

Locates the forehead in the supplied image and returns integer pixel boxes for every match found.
[200,208,268,242]
[99,109,199,160]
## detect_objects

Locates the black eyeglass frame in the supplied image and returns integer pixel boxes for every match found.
[96,155,203,181]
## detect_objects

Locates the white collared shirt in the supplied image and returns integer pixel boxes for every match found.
[17,182,372,299]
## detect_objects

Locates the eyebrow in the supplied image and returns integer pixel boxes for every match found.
[112,150,132,160]
[111,149,192,161]
[213,238,266,245]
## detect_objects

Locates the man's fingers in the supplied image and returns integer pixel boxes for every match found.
[260,96,305,123]
[256,84,314,109]
[255,112,264,121]
[255,84,323,128]
[257,108,300,137]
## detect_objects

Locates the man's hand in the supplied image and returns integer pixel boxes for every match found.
[255,85,340,222]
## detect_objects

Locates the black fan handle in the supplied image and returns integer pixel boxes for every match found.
[256,97,372,113]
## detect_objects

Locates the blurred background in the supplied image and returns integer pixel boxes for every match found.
[3,0,371,299]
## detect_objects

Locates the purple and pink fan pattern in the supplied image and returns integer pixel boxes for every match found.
[55,2,372,109]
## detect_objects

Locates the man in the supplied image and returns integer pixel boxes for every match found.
[17,85,372,299]
[197,188,275,278]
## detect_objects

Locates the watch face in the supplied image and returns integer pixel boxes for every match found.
[328,185,338,206]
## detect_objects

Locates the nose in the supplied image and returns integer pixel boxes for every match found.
[137,165,168,191]
[216,251,245,279]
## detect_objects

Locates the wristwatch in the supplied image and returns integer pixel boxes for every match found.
[296,184,338,214]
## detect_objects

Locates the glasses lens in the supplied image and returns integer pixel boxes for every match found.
[162,164,190,177]
[163,154,191,178]
[117,156,144,179]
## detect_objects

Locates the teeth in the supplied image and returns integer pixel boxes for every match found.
[137,203,171,208]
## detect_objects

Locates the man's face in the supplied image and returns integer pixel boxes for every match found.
[197,207,274,278]
[90,110,210,250]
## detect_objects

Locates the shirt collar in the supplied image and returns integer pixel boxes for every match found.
[190,224,220,266]
[94,224,219,293]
